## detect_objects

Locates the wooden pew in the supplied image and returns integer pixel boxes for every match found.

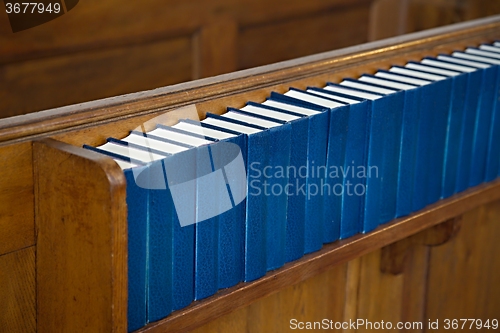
[1,15,500,333]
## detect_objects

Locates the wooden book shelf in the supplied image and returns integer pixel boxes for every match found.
[1,15,500,333]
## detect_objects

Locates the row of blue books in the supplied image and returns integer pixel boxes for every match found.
[85,42,500,331]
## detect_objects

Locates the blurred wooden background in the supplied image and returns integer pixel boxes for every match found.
[0,0,499,119]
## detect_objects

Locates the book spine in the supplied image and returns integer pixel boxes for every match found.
[442,74,467,198]
[323,105,349,243]
[304,111,329,253]
[124,169,148,332]
[470,66,498,186]
[284,117,308,261]
[456,71,482,192]
[341,101,370,238]
[396,89,420,217]
[485,66,500,182]
[265,124,292,270]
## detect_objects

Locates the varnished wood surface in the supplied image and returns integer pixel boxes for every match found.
[1,15,500,145]
[425,200,500,325]
[34,138,127,333]
[187,200,500,333]
[137,179,500,333]
[0,142,34,256]
[0,247,35,333]
[0,17,498,332]
[0,0,373,117]
[190,263,348,333]
[369,0,500,41]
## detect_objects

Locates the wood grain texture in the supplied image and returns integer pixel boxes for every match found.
[380,218,460,275]
[0,0,370,63]
[357,249,405,326]
[0,0,374,118]
[1,16,499,145]
[369,0,500,41]
[193,20,238,78]
[238,4,370,70]
[425,200,500,327]
[34,138,128,333]
[0,247,36,333]
[0,142,34,256]
[190,263,347,333]
[137,180,500,333]
[1,36,192,118]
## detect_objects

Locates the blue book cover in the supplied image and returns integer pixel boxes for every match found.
[453,56,499,186]
[241,102,309,262]
[318,84,372,238]
[406,61,452,208]
[208,137,246,288]
[325,82,400,233]
[176,120,248,286]
[381,66,467,198]
[469,47,500,182]
[193,145,219,301]
[423,56,492,190]
[205,112,290,272]
[201,115,269,282]
[270,89,353,244]
[432,50,500,185]
[353,72,423,217]
[157,123,245,290]
[123,168,148,331]
[428,59,468,199]
[321,101,349,243]
[409,62,482,195]
[267,91,331,254]
[225,108,292,271]
[145,160,175,320]
[108,137,196,314]
[486,66,500,182]
[340,78,404,229]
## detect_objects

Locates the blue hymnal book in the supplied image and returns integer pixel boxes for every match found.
[240,101,309,262]
[172,120,247,289]
[204,112,290,272]
[448,51,500,185]
[419,57,469,199]
[307,87,370,241]
[266,90,332,254]
[405,61,452,208]
[356,72,424,217]
[123,167,148,331]
[200,115,269,282]
[313,84,372,237]
[373,68,464,203]
[405,63,479,195]
[428,52,500,186]
[144,125,219,300]
[339,79,404,229]
[270,89,350,245]
[223,108,292,270]
[423,56,495,189]
[109,136,196,315]
[481,56,500,182]
[326,81,401,233]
